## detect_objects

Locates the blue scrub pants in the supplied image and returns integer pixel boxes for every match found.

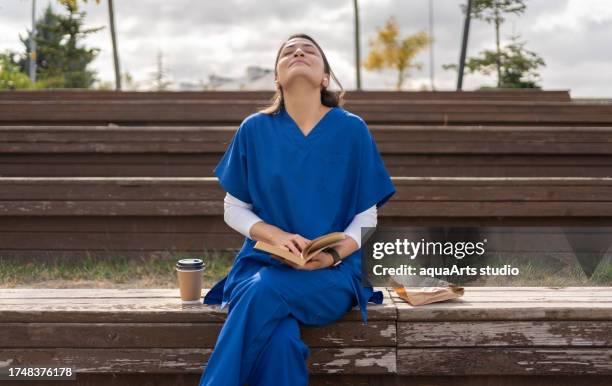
[198,259,357,386]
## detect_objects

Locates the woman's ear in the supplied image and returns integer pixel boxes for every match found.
[322,77,329,88]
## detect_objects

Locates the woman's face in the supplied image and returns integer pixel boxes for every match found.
[275,37,329,92]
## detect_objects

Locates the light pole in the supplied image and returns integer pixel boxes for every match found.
[29,0,37,83]
[108,0,121,90]
[353,0,361,90]
[429,0,435,91]
[457,0,472,91]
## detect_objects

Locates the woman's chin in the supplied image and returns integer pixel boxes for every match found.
[284,74,319,88]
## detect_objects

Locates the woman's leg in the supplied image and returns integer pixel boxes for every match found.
[247,316,309,386]
[198,264,355,386]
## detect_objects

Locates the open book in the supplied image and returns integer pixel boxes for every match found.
[254,232,346,266]
[394,284,464,306]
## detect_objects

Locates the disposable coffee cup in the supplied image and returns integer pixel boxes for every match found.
[176,258,205,304]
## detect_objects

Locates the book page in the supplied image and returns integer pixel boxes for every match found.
[303,232,345,258]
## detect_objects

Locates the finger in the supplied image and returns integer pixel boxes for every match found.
[289,238,304,252]
[285,242,301,256]
[296,236,310,250]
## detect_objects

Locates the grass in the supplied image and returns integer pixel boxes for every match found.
[1,251,610,289]
[0,250,235,289]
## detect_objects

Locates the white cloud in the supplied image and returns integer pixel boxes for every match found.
[0,0,610,96]
[533,0,612,31]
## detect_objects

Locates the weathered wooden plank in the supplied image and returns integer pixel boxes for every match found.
[0,347,396,374]
[302,322,396,347]
[0,305,394,323]
[0,290,396,323]
[0,288,198,298]
[1,177,612,217]
[2,290,609,303]
[2,373,604,386]
[1,218,611,259]
[397,321,612,347]
[388,287,612,321]
[5,200,612,217]
[394,302,612,321]
[0,89,572,101]
[3,125,611,155]
[1,287,609,299]
[308,348,396,374]
[2,178,612,201]
[397,348,612,375]
[0,321,395,348]
[1,178,612,255]
[2,155,612,179]
[3,99,611,127]
[3,373,606,386]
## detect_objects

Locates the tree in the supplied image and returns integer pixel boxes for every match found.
[0,51,36,90]
[463,0,526,87]
[363,17,431,90]
[57,0,100,7]
[58,0,121,90]
[443,34,545,88]
[18,3,103,88]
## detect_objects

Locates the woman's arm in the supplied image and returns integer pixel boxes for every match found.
[223,192,377,267]
[318,205,377,267]
[343,205,377,248]
[223,192,288,245]
[223,192,309,255]
[223,192,263,240]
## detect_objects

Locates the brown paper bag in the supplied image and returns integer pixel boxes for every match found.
[394,284,464,306]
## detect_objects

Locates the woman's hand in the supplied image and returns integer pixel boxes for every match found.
[267,231,311,256]
[299,251,334,270]
[249,222,337,270]
[271,251,333,270]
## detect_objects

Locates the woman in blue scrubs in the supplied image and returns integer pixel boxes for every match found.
[199,33,396,386]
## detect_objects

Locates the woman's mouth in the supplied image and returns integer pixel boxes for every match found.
[290,60,308,67]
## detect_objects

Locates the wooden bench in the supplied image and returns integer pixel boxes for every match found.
[0,287,610,386]
[1,100,612,125]
[2,125,611,178]
[0,89,572,102]
[1,177,611,259]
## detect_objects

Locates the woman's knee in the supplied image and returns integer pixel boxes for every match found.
[234,268,285,306]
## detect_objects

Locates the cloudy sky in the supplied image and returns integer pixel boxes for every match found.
[1,0,611,97]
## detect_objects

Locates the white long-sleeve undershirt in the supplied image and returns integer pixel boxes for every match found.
[223,192,377,248]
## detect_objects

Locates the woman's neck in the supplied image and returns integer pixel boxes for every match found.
[282,80,327,128]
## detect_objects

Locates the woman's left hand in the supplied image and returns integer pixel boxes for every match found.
[297,251,334,271]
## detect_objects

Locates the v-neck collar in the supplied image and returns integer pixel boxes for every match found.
[280,106,337,143]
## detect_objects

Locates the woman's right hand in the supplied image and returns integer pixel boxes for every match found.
[268,231,311,256]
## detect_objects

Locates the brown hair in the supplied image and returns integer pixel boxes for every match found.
[259,33,345,115]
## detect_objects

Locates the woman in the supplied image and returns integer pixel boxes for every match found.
[199,33,395,386]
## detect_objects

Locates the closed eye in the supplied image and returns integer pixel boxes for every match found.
[283,49,317,56]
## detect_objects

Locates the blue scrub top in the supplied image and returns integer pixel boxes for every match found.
[204,105,396,324]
